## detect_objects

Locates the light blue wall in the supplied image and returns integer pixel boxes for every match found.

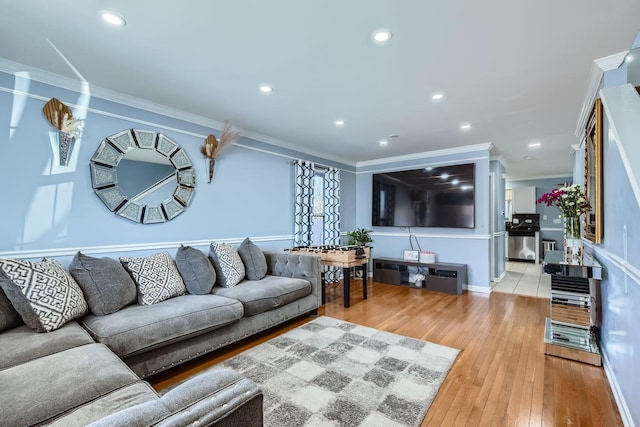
[0,68,355,261]
[355,149,492,289]
[577,52,640,425]
[588,72,640,424]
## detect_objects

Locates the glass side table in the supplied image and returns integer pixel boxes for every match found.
[542,250,603,366]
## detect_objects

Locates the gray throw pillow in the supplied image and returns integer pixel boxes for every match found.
[0,258,88,332]
[175,245,216,294]
[69,252,137,315]
[208,242,245,288]
[237,238,267,280]
[0,287,22,332]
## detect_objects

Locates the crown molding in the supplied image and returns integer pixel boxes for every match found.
[356,142,494,168]
[574,51,628,139]
[490,154,509,170]
[506,173,572,182]
[0,58,356,167]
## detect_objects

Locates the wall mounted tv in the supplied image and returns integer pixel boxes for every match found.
[372,163,475,228]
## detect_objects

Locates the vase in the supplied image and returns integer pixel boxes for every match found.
[205,158,216,183]
[563,216,583,264]
[56,131,75,166]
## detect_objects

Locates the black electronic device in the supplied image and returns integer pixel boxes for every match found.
[371,163,475,228]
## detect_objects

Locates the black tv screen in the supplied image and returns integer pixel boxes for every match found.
[372,163,475,228]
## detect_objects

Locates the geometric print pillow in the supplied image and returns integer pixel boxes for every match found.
[120,252,187,306]
[208,242,245,288]
[0,258,89,332]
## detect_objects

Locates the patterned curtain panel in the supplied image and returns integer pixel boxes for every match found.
[323,167,341,283]
[294,160,315,247]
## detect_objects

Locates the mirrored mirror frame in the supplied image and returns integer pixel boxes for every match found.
[89,129,196,224]
[584,98,603,243]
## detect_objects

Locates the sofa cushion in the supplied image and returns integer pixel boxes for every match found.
[81,294,244,358]
[47,382,159,427]
[120,252,187,306]
[0,258,88,332]
[238,238,268,281]
[212,275,312,316]
[0,343,139,427]
[209,242,245,287]
[69,252,137,315]
[0,321,94,370]
[0,286,22,332]
[175,245,216,294]
[87,368,262,427]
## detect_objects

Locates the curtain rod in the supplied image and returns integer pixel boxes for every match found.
[292,160,332,171]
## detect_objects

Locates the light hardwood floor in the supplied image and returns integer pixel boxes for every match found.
[150,280,622,427]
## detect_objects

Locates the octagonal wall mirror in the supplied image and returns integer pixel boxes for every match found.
[90,129,196,224]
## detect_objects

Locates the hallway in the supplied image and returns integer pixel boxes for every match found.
[492,261,551,298]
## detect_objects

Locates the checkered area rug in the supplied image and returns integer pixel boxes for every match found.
[219,316,459,426]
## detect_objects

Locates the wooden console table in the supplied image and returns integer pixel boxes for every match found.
[372,257,467,295]
[321,257,368,308]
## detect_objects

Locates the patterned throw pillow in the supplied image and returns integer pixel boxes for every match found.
[208,242,245,288]
[0,258,89,332]
[120,252,187,306]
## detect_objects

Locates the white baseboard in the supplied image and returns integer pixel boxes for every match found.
[465,284,492,294]
[601,346,635,427]
[492,270,507,283]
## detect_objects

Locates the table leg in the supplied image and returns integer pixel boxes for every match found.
[343,267,350,308]
[362,265,368,300]
[321,271,326,305]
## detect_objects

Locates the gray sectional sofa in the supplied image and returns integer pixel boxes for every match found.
[0,247,321,426]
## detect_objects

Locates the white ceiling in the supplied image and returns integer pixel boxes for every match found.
[1,1,638,178]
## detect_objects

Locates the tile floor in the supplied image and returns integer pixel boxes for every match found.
[492,261,551,299]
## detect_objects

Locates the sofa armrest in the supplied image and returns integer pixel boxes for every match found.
[87,369,262,427]
[264,251,321,307]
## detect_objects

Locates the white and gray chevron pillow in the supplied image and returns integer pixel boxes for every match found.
[208,242,245,287]
[120,252,187,305]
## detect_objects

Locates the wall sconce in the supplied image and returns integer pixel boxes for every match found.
[42,98,83,166]
[200,121,239,183]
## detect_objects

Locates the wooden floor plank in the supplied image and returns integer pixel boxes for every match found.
[149,281,623,426]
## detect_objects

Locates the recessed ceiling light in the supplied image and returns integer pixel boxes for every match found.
[525,156,535,160]
[451,179,460,185]
[258,84,273,94]
[389,134,399,139]
[440,173,449,180]
[99,11,126,27]
[460,123,471,131]
[372,29,392,44]
[461,185,473,191]
[528,142,541,148]
[424,167,433,171]
[432,93,445,101]
[335,120,345,127]
[379,139,389,146]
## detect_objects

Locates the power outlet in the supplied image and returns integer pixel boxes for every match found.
[553,218,561,224]
[543,215,547,220]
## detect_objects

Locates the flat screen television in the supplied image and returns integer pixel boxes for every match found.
[372,163,475,228]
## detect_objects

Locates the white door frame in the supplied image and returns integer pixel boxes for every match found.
[489,172,495,282]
